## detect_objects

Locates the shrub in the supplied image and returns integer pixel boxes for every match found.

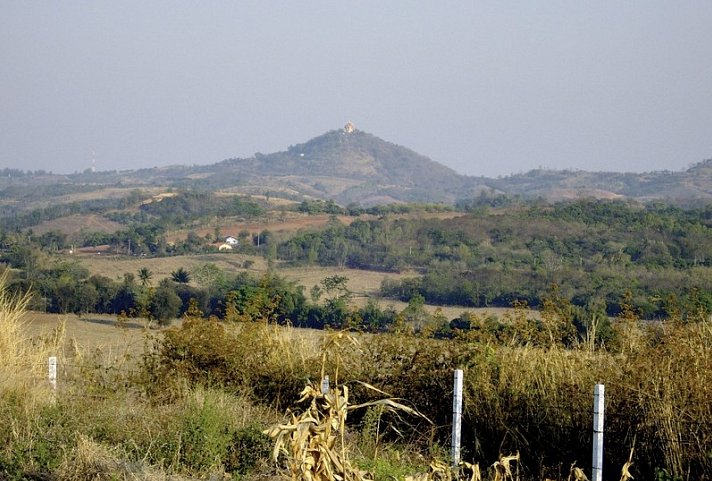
[178,393,232,472]
[225,424,271,474]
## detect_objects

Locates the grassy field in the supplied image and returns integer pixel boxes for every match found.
[22,311,154,361]
[74,252,265,283]
[32,214,124,236]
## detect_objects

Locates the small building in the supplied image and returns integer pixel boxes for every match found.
[225,236,239,246]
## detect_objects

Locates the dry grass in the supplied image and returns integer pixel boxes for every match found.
[0,271,65,394]
[56,435,167,481]
[31,213,124,236]
[74,252,266,283]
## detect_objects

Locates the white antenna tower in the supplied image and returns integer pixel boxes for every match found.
[91,149,96,173]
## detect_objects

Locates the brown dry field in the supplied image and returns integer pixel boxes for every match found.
[214,191,299,207]
[76,250,400,296]
[75,252,267,283]
[21,311,154,361]
[164,213,355,243]
[29,204,462,244]
[32,214,124,236]
[279,265,406,296]
[56,187,162,204]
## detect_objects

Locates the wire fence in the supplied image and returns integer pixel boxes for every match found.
[4,354,711,457]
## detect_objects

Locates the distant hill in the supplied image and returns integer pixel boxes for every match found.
[2,125,712,210]
[185,126,489,205]
[488,161,712,203]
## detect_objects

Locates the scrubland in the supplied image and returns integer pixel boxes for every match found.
[1,273,710,481]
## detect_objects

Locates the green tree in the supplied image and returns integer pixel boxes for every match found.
[400,294,431,332]
[150,282,182,325]
[321,275,351,301]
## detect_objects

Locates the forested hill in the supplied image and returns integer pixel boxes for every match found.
[2,126,712,206]
[188,127,489,205]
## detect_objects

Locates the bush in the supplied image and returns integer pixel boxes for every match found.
[140,319,318,408]
[178,393,232,472]
[225,424,271,474]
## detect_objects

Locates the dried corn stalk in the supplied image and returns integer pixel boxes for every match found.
[567,464,589,481]
[619,448,634,481]
[491,452,519,481]
[266,378,432,481]
[406,459,485,481]
[265,383,371,481]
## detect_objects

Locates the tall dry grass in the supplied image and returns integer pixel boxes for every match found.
[0,273,281,480]
[331,318,711,480]
[126,299,712,479]
[0,270,65,395]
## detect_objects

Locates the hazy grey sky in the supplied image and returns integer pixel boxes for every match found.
[1,1,711,178]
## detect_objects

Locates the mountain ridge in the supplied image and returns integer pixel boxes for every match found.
[2,126,712,206]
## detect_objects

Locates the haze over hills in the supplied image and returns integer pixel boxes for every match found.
[2,124,712,207]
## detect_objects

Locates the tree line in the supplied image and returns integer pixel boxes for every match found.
[276,199,712,318]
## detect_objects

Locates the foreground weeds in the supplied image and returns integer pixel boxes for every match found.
[1,269,711,480]
[0,380,275,480]
[137,308,711,479]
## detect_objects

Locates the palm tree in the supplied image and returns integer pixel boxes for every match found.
[138,267,153,287]
[171,267,190,284]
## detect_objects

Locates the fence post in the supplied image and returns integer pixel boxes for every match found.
[592,383,605,481]
[321,375,330,395]
[48,356,57,404]
[451,369,463,467]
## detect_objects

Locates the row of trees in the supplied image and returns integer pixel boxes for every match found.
[0,248,595,345]
[6,247,707,350]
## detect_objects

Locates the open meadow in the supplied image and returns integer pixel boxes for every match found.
[22,311,154,361]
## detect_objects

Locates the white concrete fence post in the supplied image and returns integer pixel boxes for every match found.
[592,383,605,481]
[451,369,464,467]
[48,356,57,391]
[321,375,330,395]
